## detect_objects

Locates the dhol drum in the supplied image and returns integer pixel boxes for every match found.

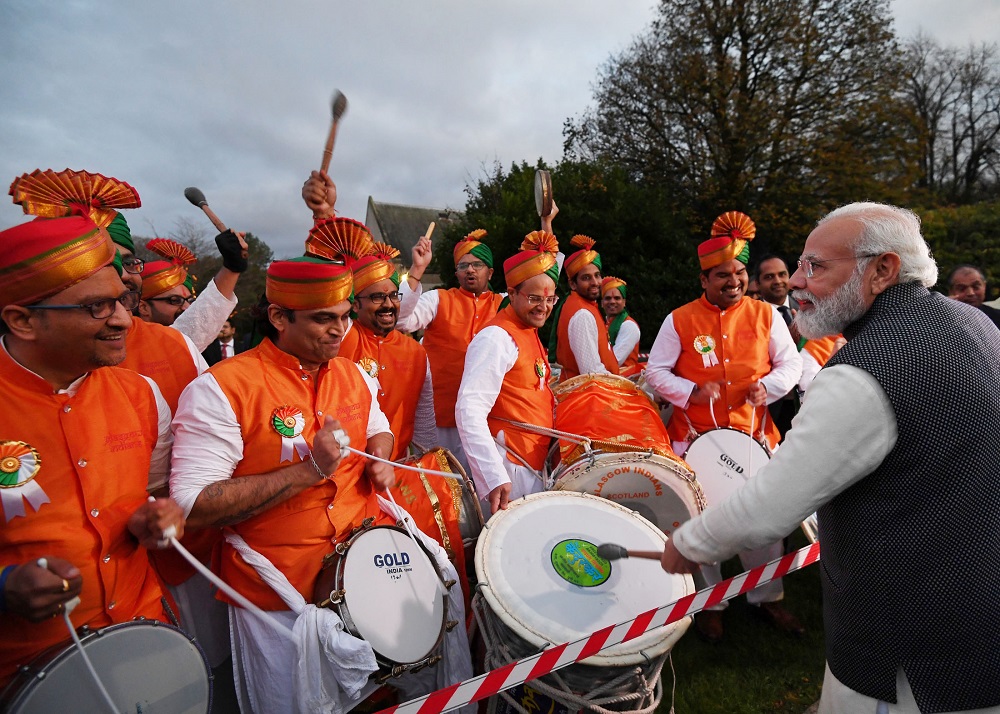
[0,620,211,714]
[682,427,771,509]
[391,447,486,605]
[314,522,452,677]
[551,373,705,535]
[474,491,694,712]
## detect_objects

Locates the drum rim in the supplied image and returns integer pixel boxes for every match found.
[685,425,773,455]
[1,618,211,710]
[552,372,653,404]
[475,491,694,664]
[406,446,486,539]
[332,523,449,667]
[684,426,772,509]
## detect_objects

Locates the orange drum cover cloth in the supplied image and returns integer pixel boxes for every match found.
[553,374,685,467]
[389,448,470,608]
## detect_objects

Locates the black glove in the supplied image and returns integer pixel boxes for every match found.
[216,230,248,273]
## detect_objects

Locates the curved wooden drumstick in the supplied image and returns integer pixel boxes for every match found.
[183,187,228,234]
[596,543,662,562]
[423,221,435,241]
[320,90,349,174]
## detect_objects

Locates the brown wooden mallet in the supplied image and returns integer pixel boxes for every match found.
[320,90,349,174]
[184,187,247,260]
[596,543,662,562]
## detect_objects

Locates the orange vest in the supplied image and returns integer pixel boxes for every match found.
[609,315,642,377]
[119,317,213,586]
[556,292,619,381]
[119,317,199,413]
[0,352,167,685]
[209,338,392,610]
[422,288,504,427]
[803,334,843,366]
[485,306,555,470]
[339,324,428,460]
[668,296,780,449]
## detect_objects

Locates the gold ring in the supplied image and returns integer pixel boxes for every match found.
[60,578,70,593]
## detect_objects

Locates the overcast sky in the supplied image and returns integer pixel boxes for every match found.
[1,1,997,258]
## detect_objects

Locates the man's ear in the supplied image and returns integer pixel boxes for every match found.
[1,305,38,341]
[137,299,152,319]
[870,252,902,296]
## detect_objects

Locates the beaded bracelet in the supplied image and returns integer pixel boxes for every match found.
[0,565,16,613]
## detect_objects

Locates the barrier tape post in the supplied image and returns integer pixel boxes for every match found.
[377,542,821,714]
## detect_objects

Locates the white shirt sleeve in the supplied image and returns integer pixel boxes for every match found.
[643,313,696,408]
[567,308,612,375]
[171,278,238,352]
[169,373,244,517]
[673,364,897,562]
[396,283,440,333]
[455,326,519,496]
[759,306,802,405]
[798,350,823,393]
[180,332,210,375]
[412,358,438,448]
[612,319,641,366]
[354,364,392,439]
[141,376,174,493]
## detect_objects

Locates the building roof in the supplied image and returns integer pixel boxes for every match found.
[365,197,463,269]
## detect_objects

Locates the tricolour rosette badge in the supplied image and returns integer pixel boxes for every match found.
[0,441,49,523]
[271,406,309,463]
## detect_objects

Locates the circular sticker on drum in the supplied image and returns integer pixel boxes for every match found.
[550,538,611,587]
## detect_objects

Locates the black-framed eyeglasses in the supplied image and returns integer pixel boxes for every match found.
[456,260,488,271]
[121,256,145,274]
[797,253,880,279]
[25,291,140,319]
[146,295,196,307]
[357,291,402,306]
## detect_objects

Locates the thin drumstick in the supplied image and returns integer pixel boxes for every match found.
[423,221,435,241]
[320,90,349,174]
[596,543,662,561]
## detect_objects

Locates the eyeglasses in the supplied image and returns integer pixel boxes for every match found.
[797,253,880,279]
[456,260,487,271]
[121,256,144,274]
[146,295,196,307]
[357,291,402,306]
[518,293,559,307]
[26,290,141,319]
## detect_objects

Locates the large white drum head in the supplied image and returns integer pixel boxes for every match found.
[341,526,446,664]
[553,452,705,537]
[684,428,770,509]
[476,491,694,666]
[3,621,210,714]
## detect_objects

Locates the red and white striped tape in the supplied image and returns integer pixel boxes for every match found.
[377,541,821,714]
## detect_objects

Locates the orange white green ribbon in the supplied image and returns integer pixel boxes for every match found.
[0,441,49,523]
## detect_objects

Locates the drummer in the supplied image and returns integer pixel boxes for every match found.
[456,231,560,514]
[644,210,803,643]
[304,217,436,459]
[600,276,642,378]
[0,215,183,687]
[552,235,620,380]
[396,229,506,471]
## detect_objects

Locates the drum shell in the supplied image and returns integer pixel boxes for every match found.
[682,427,771,509]
[0,620,211,714]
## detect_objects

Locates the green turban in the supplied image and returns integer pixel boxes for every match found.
[107,212,135,253]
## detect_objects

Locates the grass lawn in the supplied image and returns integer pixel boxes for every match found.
[661,532,825,714]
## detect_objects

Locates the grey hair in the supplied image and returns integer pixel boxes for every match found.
[818,202,938,287]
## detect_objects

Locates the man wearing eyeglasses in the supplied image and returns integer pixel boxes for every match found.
[398,229,505,471]
[0,215,184,688]
[326,232,435,461]
[456,231,560,515]
[645,211,802,643]
[662,203,1000,713]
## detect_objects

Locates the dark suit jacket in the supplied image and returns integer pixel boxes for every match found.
[202,338,246,366]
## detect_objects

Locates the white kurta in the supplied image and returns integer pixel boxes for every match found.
[611,317,641,367]
[566,307,613,375]
[172,278,238,352]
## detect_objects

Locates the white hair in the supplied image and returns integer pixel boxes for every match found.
[818,202,938,287]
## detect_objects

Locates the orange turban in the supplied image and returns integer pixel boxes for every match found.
[564,235,601,279]
[698,211,756,270]
[504,231,560,287]
[266,257,354,310]
[141,238,196,299]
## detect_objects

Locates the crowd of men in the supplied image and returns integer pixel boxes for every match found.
[1,166,998,714]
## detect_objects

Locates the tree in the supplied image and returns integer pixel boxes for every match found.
[565,0,910,256]
[444,159,695,348]
[902,36,1000,202]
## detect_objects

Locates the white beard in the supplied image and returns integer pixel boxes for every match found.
[792,269,868,339]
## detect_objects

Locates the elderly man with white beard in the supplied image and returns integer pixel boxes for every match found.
[660,202,1000,714]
